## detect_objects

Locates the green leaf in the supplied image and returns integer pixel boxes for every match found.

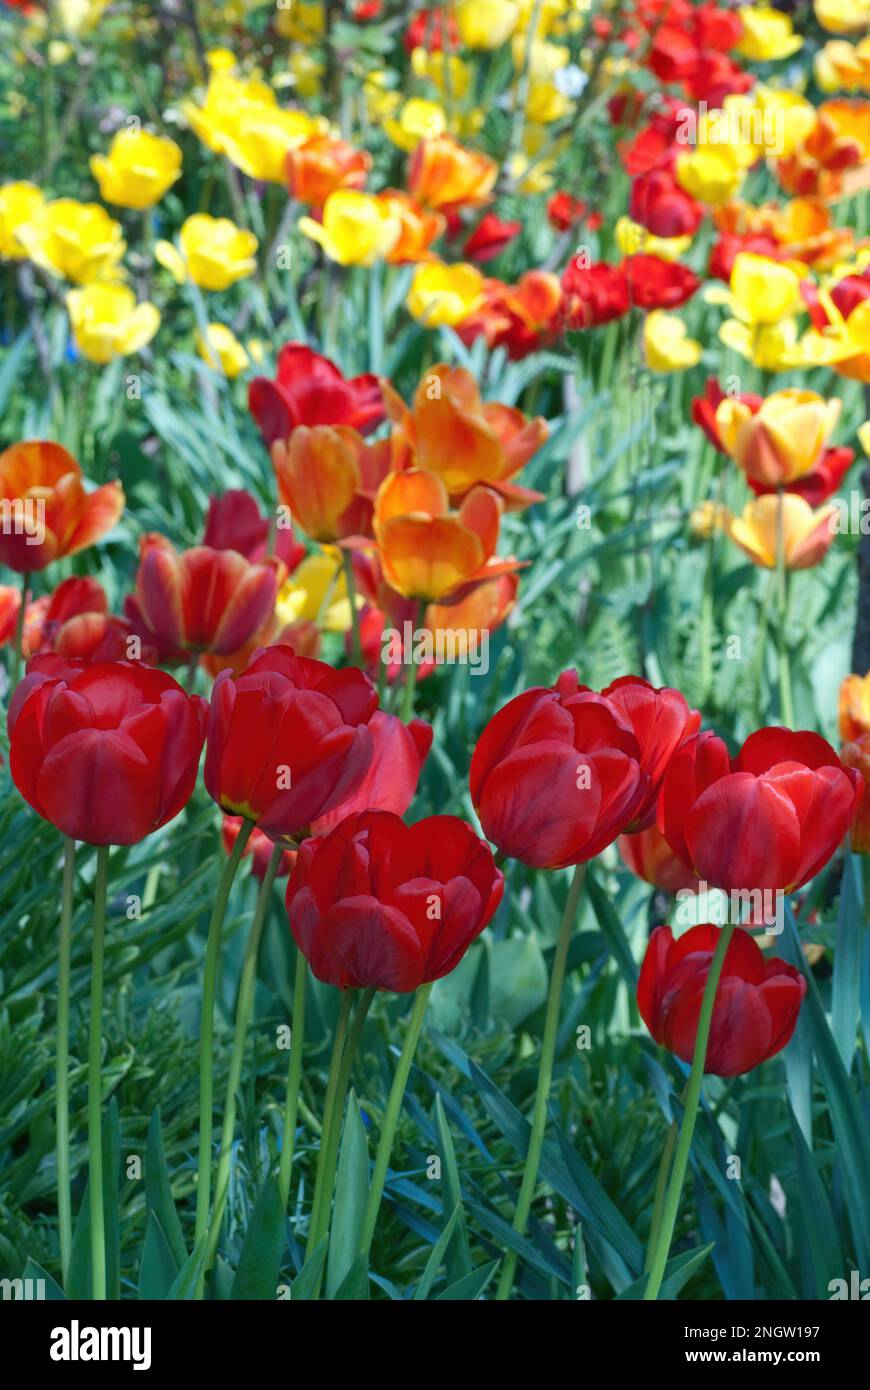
[231,1178,285,1300]
[166,1236,208,1300]
[414,1205,462,1300]
[138,1213,179,1300]
[145,1106,187,1269]
[289,1239,328,1302]
[616,1243,714,1300]
[21,1259,66,1300]
[434,1095,472,1284]
[326,1092,370,1299]
[435,1261,499,1300]
[832,853,863,1067]
[788,1105,843,1299]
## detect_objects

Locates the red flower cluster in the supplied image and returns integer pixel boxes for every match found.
[249,344,384,448]
[562,253,699,328]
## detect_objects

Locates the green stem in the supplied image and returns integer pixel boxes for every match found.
[194,818,254,1296]
[643,922,735,1300]
[311,987,375,1251]
[278,951,308,1208]
[57,837,75,1290]
[342,549,363,666]
[358,982,433,1260]
[399,600,425,722]
[751,572,775,723]
[643,1082,688,1273]
[305,991,353,1259]
[88,844,110,1301]
[206,843,283,1269]
[495,861,587,1300]
[775,488,794,727]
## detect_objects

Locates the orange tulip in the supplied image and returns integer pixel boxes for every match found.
[840,671,870,740]
[373,468,520,601]
[723,494,838,569]
[457,269,564,359]
[617,823,699,894]
[407,135,498,211]
[271,425,392,543]
[776,100,870,198]
[0,441,124,573]
[382,362,546,508]
[841,734,870,852]
[285,136,371,206]
[377,190,445,263]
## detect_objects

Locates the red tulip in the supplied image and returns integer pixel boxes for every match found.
[8,657,207,845]
[638,924,806,1075]
[204,644,378,839]
[248,344,384,449]
[312,710,432,835]
[463,212,522,263]
[403,5,458,53]
[659,727,864,891]
[469,671,647,869]
[127,533,285,660]
[630,170,703,239]
[562,259,629,329]
[623,253,700,311]
[600,676,700,830]
[203,488,305,572]
[23,575,153,665]
[0,441,124,574]
[286,809,503,991]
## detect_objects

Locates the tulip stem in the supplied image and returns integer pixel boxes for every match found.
[278,951,308,1209]
[306,990,353,1260]
[642,922,735,1301]
[495,861,586,1301]
[88,844,110,1301]
[309,986,376,1297]
[342,549,363,666]
[359,982,433,1262]
[57,836,75,1290]
[775,488,794,727]
[11,571,27,687]
[644,1081,688,1273]
[194,817,254,1297]
[399,600,425,722]
[206,843,283,1270]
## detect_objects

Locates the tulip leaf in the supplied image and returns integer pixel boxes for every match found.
[616,1243,714,1300]
[326,1091,370,1299]
[21,1259,66,1300]
[585,867,638,989]
[435,1260,500,1300]
[138,1213,179,1300]
[290,1239,328,1302]
[231,1178,285,1299]
[145,1106,187,1269]
[788,1105,842,1299]
[831,852,863,1067]
[434,1095,472,1284]
[414,1204,462,1300]
[166,1236,208,1300]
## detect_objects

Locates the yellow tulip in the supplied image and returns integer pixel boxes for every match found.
[859,421,870,455]
[615,216,692,263]
[15,199,126,283]
[384,99,447,152]
[57,0,109,35]
[406,261,485,326]
[155,214,258,291]
[690,500,731,539]
[0,182,45,260]
[736,6,803,62]
[526,81,573,124]
[719,318,807,371]
[275,0,325,41]
[724,494,838,570]
[182,73,327,183]
[456,0,520,49]
[676,147,745,205]
[67,283,160,364]
[276,552,351,632]
[644,311,702,372]
[195,322,250,378]
[298,190,401,266]
[727,252,804,324]
[90,128,182,211]
[364,71,402,124]
[814,0,870,34]
[411,49,473,100]
[206,48,237,73]
[287,51,324,99]
[815,39,870,93]
[753,86,817,156]
[715,389,841,485]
